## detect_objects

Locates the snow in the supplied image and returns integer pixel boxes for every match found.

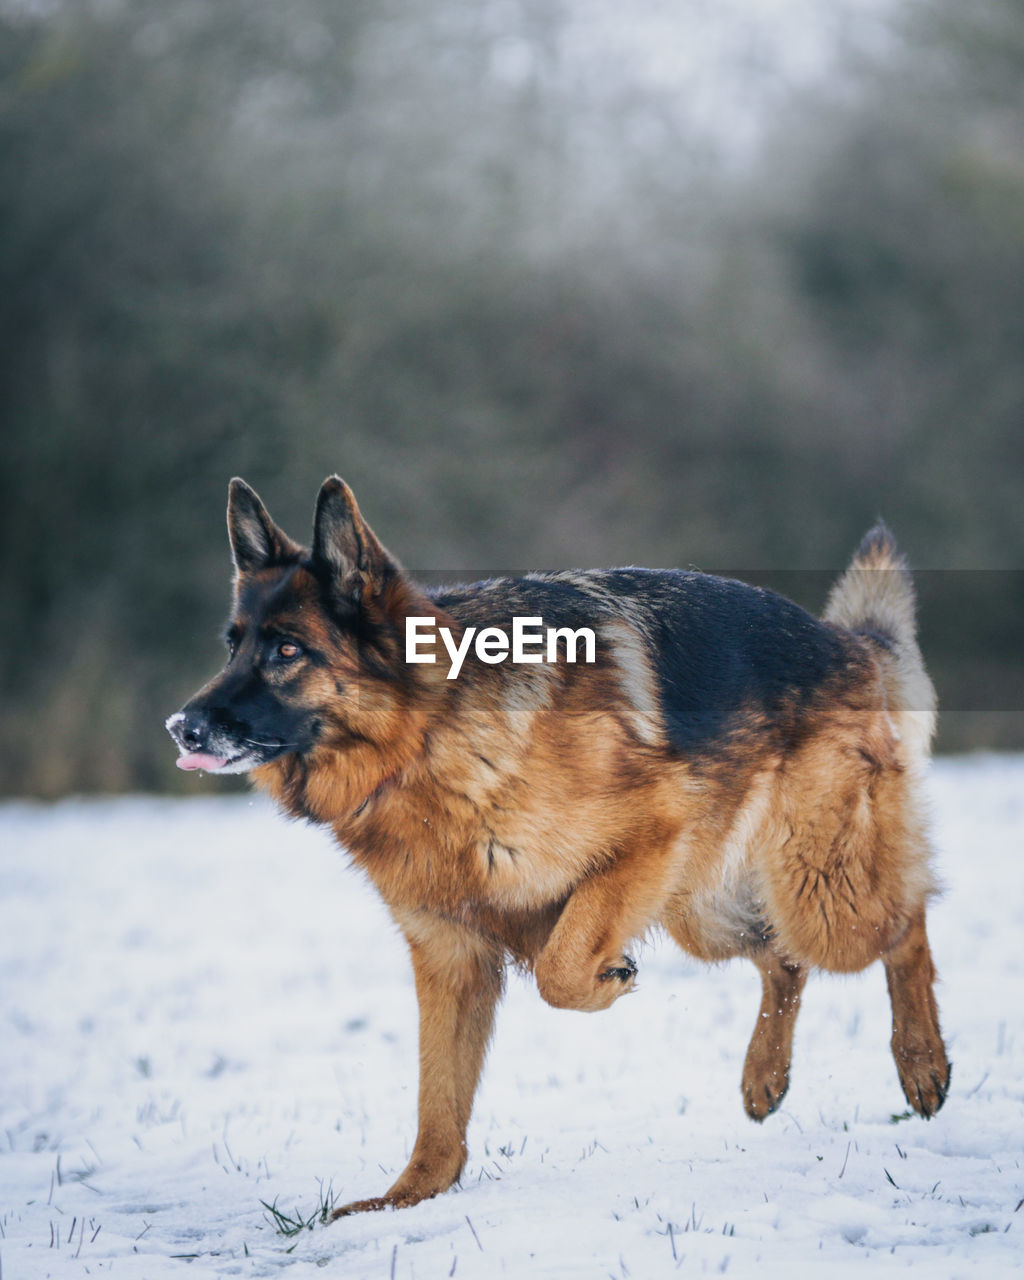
[1,756,1022,1278]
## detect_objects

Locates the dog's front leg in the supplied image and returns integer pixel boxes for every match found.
[534,843,675,1012]
[332,920,504,1218]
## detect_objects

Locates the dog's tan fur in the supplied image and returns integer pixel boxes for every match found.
[171,479,950,1216]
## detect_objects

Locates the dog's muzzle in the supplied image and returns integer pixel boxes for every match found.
[165,707,242,772]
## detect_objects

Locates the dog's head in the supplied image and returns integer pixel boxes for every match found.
[166,476,429,775]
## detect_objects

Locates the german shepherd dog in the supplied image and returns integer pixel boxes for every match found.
[166,477,950,1217]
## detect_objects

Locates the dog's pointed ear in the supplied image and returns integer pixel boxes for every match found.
[312,476,397,602]
[227,478,294,573]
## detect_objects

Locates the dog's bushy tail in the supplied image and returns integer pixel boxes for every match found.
[825,522,916,649]
[824,522,937,758]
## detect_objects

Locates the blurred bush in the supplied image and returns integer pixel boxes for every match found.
[1,0,1022,796]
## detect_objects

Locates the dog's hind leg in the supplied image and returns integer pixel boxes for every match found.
[883,906,950,1118]
[332,920,504,1217]
[741,952,808,1120]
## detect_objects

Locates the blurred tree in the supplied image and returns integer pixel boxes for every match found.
[760,0,1024,567]
[1,0,1022,796]
[0,3,343,793]
[739,0,1024,741]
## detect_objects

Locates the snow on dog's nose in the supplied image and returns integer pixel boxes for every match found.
[164,710,185,743]
[165,709,231,772]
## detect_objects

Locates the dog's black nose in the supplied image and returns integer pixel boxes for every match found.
[180,709,210,750]
[166,707,210,750]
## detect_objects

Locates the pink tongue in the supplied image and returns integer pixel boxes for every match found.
[176,752,230,772]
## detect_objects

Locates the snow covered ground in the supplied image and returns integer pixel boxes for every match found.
[1,756,1021,1278]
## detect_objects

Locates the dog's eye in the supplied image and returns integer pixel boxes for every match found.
[276,640,302,661]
